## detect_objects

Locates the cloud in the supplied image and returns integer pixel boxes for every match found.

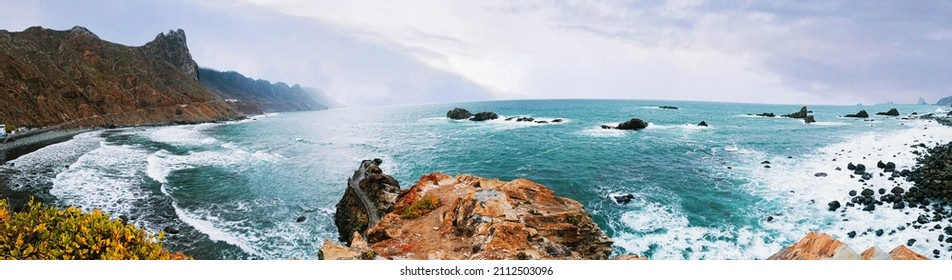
[3,1,951,105]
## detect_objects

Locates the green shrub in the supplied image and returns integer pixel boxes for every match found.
[400,196,441,219]
[0,199,189,260]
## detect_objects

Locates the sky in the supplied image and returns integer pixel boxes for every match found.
[1,1,950,107]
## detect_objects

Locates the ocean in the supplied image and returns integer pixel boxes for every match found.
[2,99,952,260]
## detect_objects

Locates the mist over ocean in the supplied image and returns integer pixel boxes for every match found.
[3,99,951,260]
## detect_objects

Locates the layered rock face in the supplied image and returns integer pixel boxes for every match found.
[0,26,244,128]
[333,159,401,244]
[324,160,613,260]
[768,232,927,260]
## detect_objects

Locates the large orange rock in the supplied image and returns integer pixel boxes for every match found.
[326,161,613,260]
[770,232,929,260]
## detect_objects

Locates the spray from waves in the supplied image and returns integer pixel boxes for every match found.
[3,131,104,191]
[50,143,152,222]
[733,119,952,259]
[149,124,220,146]
[610,198,782,259]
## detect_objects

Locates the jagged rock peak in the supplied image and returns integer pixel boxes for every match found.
[68,26,99,39]
[143,28,198,80]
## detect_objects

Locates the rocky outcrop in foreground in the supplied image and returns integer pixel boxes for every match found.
[322,160,613,260]
[333,159,401,244]
[769,232,927,260]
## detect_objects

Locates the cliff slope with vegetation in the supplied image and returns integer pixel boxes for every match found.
[0,26,335,129]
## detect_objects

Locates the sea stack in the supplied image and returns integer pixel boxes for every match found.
[876,108,900,116]
[845,110,870,118]
[782,106,809,119]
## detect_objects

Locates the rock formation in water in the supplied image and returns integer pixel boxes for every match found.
[323,160,613,260]
[804,115,816,124]
[918,97,928,105]
[781,106,809,118]
[768,232,927,260]
[845,110,870,118]
[0,26,333,129]
[616,118,648,130]
[876,108,900,116]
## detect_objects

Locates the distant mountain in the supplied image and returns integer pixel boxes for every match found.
[938,96,952,106]
[198,68,330,112]
[0,26,244,128]
[918,97,928,105]
[0,26,332,129]
[302,87,345,108]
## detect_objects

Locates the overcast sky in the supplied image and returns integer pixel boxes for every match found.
[2,1,950,106]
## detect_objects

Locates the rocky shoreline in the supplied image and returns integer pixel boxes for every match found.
[321,159,616,260]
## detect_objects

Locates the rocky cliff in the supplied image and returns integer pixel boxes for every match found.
[0,26,336,129]
[198,68,328,113]
[938,96,952,106]
[0,26,245,128]
[768,232,927,260]
[322,160,613,260]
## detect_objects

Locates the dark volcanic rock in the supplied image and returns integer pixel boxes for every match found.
[470,112,499,121]
[815,172,828,177]
[804,115,816,124]
[876,108,900,116]
[614,194,635,205]
[659,106,679,110]
[781,106,809,119]
[296,216,306,223]
[163,226,180,235]
[697,121,708,127]
[616,118,648,130]
[755,113,776,117]
[853,164,867,175]
[334,159,401,244]
[848,163,857,170]
[600,125,613,129]
[828,200,841,211]
[845,110,870,118]
[446,108,473,120]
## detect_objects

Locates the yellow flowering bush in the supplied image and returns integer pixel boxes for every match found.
[0,199,189,260]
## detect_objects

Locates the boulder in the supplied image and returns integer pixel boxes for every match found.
[552,119,564,123]
[756,113,776,117]
[697,121,708,127]
[659,106,679,110]
[845,110,869,118]
[827,200,841,211]
[876,108,900,116]
[804,115,816,124]
[616,118,648,130]
[446,108,473,120]
[334,159,402,244]
[470,112,499,121]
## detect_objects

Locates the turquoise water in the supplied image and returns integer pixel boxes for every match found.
[3,99,952,259]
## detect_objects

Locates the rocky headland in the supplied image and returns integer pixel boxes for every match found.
[0,26,333,130]
[322,159,614,260]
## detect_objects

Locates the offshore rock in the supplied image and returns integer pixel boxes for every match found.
[325,162,614,260]
[334,159,401,244]
[782,106,809,119]
[769,232,927,260]
[616,118,648,130]
[446,108,473,120]
[804,115,816,124]
[470,111,499,121]
[876,108,900,116]
[845,110,870,118]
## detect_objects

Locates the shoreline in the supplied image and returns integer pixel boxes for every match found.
[0,128,97,163]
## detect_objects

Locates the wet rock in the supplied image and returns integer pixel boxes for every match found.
[848,163,857,170]
[828,201,841,211]
[861,189,874,197]
[755,112,776,117]
[848,231,857,238]
[163,226,180,235]
[804,115,816,124]
[918,215,931,224]
[781,106,809,119]
[296,216,306,223]
[697,121,708,127]
[884,162,896,172]
[849,190,858,196]
[891,187,904,195]
[908,239,917,246]
[446,108,473,120]
[659,106,679,110]
[877,161,887,169]
[600,125,613,129]
[875,229,884,237]
[863,204,875,211]
[876,108,900,116]
[853,164,867,175]
[878,188,886,195]
[616,118,648,130]
[470,112,499,121]
[815,172,828,177]
[614,194,635,205]
[551,119,563,123]
[845,110,870,118]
